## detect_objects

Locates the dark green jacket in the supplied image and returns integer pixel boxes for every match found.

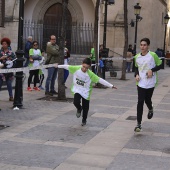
[46,42,60,64]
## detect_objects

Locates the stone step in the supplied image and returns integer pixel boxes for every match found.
[69,55,89,65]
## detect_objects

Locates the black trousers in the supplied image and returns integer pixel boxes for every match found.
[137,86,154,124]
[28,69,39,87]
[91,61,96,74]
[74,93,89,122]
[39,74,44,87]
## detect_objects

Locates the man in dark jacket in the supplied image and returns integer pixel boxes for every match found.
[45,35,60,96]
[24,36,32,67]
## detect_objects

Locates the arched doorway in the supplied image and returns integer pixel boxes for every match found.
[43,3,72,50]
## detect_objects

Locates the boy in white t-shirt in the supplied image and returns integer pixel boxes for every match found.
[58,58,117,126]
[134,38,162,132]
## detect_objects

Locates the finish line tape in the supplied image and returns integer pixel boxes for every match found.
[0,63,58,74]
[102,57,170,61]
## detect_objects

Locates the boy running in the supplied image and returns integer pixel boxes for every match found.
[134,38,162,132]
[58,58,117,126]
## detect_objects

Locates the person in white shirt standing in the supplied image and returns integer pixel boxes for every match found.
[58,58,117,126]
[27,41,42,91]
[134,38,162,132]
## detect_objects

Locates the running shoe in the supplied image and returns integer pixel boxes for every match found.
[33,87,40,91]
[134,124,142,132]
[27,87,32,91]
[147,105,154,119]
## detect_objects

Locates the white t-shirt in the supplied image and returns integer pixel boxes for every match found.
[58,65,113,100]
[33,49,40,67]
[135,51,162,89]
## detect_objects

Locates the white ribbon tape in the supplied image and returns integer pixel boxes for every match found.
[102,57,170,61]
[0,63,58,74]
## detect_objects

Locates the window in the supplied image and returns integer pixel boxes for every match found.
[0,0,5,27]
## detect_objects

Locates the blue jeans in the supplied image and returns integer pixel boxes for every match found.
[126,62,132,72]
[45,67,58,92]
[0,74,13,97]
[64,69,69,84]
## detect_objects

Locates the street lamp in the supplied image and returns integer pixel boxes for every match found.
[132,3,142,72]
[102,0,115,79]
[13,0,25,108]
[133,3,141,54]
[163,13,170,69]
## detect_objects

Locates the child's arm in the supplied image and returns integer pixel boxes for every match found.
[58,65,69,70]
[98,78,117,89]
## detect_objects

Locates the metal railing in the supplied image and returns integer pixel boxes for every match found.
[23,20,94,55]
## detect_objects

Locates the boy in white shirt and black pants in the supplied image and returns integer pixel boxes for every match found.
[58,58,117,126]
[134,38,162,132]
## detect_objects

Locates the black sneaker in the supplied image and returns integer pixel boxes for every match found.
[134,124,142,132]
[45,91,53,96]
[147,105,154,119]
[76,108,82,118]
[81,120,86,126]
[50,90,58,95]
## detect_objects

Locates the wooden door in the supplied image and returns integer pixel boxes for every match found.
[43,3,72,50]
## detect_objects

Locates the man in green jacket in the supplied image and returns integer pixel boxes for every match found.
[45,35,60,96]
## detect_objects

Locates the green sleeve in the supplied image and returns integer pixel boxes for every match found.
[29,49,33,56]
[134,53,140,67]
[68,65,81,74]
[87,70,100,83]
[151,52,162,66]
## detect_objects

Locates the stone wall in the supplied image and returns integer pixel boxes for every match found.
[0,21,18,51]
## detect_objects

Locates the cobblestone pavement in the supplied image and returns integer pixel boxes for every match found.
[0,66,170,170]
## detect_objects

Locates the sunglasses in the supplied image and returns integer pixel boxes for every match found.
[33,44,38,46]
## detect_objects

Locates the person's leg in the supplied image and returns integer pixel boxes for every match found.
[28,70,34,87]
[50,68,58,92]
[145,87,155,119]
[74,93,82,118]
[91,61,96,74]
[145,87,154,110]
[136,86,146,129]
[127,62,131,72]
[33,70,39,87]
[129,62,132,72]
[39,74,44,87]
[0,75,3,90]
[82,97,89,125]
[45,67,54,92]
[6,77,13,99]
[126,62,128,72]
[64,69,69,84]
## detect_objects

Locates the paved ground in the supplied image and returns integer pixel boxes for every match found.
[0,65,170,170]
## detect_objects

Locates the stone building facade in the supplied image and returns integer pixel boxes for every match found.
[0,0,169,57]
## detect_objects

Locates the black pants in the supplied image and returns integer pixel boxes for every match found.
[74,93,89,122]
[137,86,154,124]
[91,61,96,74]
[28,69,39,87]
[39,74,44,87]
